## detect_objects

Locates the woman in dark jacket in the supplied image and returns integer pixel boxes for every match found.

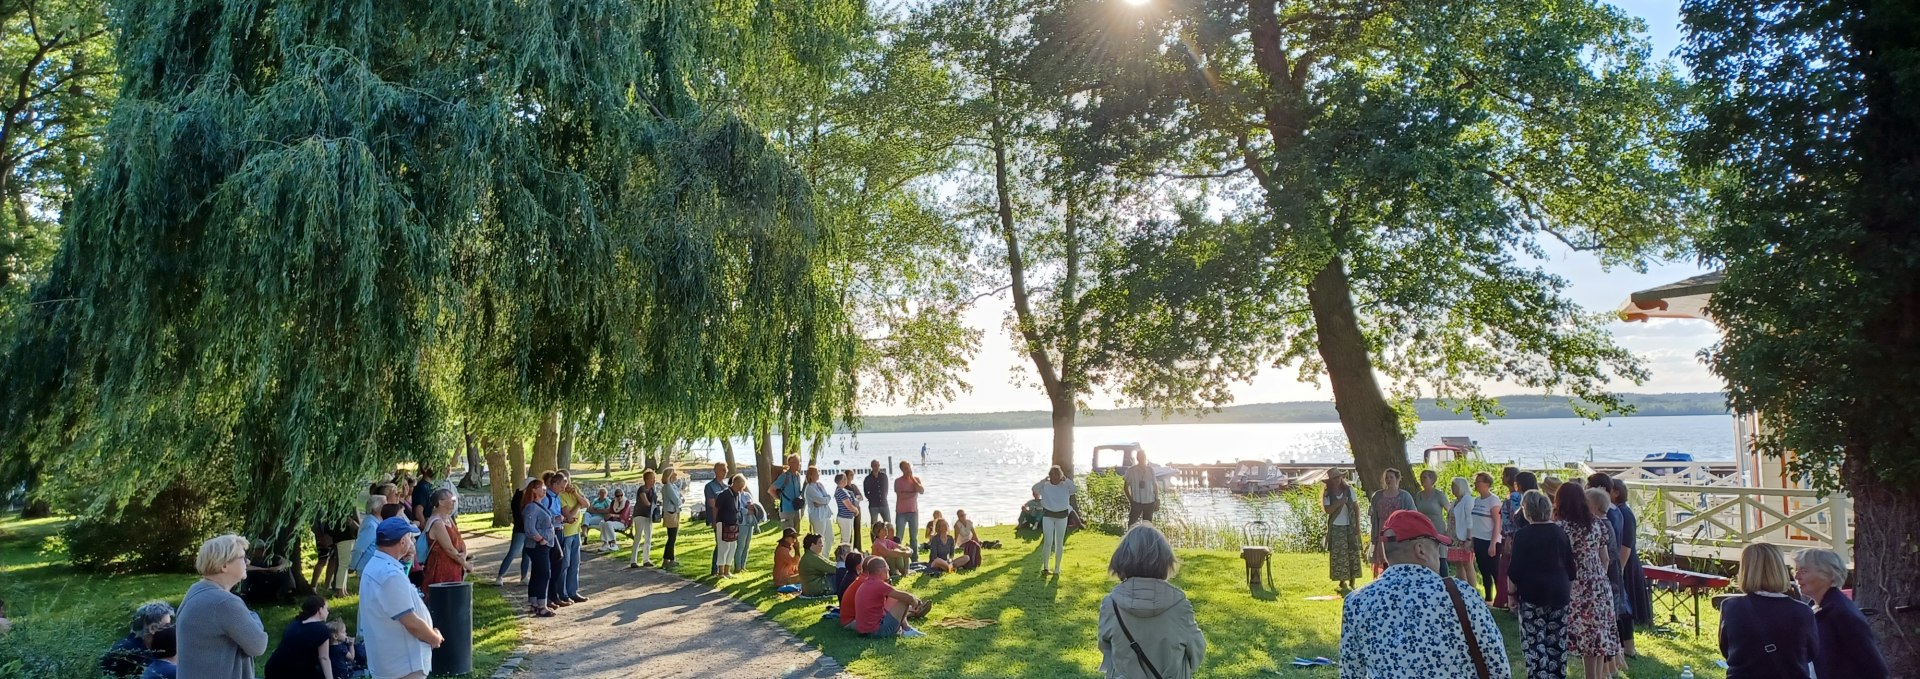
[495,477,533,586]
[1508,489,1575,679]
[1720,543,1818,678]
[1793,548,1888,678]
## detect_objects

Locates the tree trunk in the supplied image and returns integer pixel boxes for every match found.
[484,438,512,527]
[720,437,738,475]
[460,428,484,489]
[531,412,559,475]
[1309,256,1408,494]
[509,438,527,488]
[1049,392,1077,477]
[20,465,52,518]
[1846,447,1920,672]
[756,420,776,507]
[557,421,574,471]
[810,433,830,467]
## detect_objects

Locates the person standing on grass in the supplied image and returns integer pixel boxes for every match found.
[1367,468,1415,576]
[1446,476,1477,591]
[1720,542,1817,679]
[1033,464,1077,576]
[360,517,444,679]
[854,556,930,639]
[1338,511,1511,679]
[520,478,559,617]
[1123,450,1159,525]
[494,478,534,586]
[773,455,805,532]
[1322,470,1362,593]
[101,600,175,679]
[660,467,685,568]
[263,595,333,679]
[1508,490,1574,679]
[1098,523,1205,679]
[1793,547,1887,679]
[627,471,660,567]
[1497,469,1537,610]
[895,461,925,560]
[803,466,834,543]
[1470,472,1503,602]
[421,488,473,587]
[834,472,860,547]
[733,487,764,574]
[705,461,729,575]
[178,534,269,679]
[1413,469,1450,576]
[1555,481,1620,679]
[354,484,397,576]
[409,467,436,526]
[139,627,177,679]
[714,474,746,578]
[864,460,890,545]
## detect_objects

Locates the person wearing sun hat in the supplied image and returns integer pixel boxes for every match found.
[1338,510,1511,679]
[359,517,442,679]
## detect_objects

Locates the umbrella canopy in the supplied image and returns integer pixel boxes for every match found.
[1617,271,1722,322]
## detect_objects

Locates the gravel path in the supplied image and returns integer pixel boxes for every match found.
[465,530,851,679]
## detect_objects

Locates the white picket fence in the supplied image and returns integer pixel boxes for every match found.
[1627,480,1853,565]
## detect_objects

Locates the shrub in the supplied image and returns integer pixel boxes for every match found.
[1080,472,1128,533]
[63,482,228,573]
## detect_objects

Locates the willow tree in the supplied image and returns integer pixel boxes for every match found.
[0,0,861,550]
[1028,0,1698,490]
[1684,0,1920,670]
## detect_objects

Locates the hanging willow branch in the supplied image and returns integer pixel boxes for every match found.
[0,0,862,547]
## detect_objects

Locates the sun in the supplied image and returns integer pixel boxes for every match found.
[1121,0,1151,5]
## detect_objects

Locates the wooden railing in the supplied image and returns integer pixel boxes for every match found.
[1585,461,1745,488]
[1627,481,1853,565]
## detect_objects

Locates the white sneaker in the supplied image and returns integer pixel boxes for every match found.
[900,628,926,639]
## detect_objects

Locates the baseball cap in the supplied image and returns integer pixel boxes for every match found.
[375,516,420,546]
[1381,509,1451,545]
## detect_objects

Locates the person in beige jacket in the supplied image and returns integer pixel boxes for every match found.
[1098,524,1207,679]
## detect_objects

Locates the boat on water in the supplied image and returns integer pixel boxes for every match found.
[1226,460,1292,494]
[1416,436,1483,468]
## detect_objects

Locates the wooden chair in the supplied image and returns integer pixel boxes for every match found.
[1241,520,1275,590]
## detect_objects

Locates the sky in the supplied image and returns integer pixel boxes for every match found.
[868,1,1720,416]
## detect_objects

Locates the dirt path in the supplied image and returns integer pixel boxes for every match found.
[465,530,850,679]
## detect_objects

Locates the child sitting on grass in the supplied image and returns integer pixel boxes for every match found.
[834,545,862,597]
[870,523,911,577]
[326,620,368,678]
[139,627,177,679]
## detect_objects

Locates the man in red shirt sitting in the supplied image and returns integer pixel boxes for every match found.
[853,556,929,638]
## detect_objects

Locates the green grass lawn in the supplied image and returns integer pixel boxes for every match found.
[659,522,1729,678]
[0,513,520,679]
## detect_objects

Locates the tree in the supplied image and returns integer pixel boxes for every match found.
[1026,0,1698,490]
[0,0,862,549]
[1682,0,1920,670]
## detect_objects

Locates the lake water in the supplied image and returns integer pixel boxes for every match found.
[692,415,1734,526]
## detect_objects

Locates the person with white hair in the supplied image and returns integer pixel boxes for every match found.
[176,534,268,679]
[99,600,175,678]
[1793,548,1888,678]
[1097,523,1205,678]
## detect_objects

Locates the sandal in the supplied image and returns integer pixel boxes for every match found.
[534,608,555,618]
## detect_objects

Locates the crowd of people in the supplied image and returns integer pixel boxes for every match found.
[1320,466,1890,678]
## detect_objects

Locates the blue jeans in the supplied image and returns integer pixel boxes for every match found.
[495,531,528,581]
[524,543,554,606]
[734,524,754,571]
[561,534,583,598]
[896,511,919,559]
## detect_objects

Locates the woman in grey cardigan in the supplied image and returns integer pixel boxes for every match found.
[1098,524,1206,679]
[177,534,268,679]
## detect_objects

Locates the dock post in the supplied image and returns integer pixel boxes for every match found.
[1830,492,1851,567]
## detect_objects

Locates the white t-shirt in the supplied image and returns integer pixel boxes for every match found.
[360,550,433,679]
[1450,495,1475,542]
[1033,479,1076,512]
[1470,494,1500,542]
[1123,464,1158,504]
[1324,488,1354,526]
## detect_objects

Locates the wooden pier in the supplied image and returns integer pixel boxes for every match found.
[1095,462,1357,489]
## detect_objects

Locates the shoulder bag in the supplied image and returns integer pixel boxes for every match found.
[1107,598,1166,679]
[1442,577,1493,679]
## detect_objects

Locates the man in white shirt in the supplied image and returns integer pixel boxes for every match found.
[1122,450,1159,524]
[360,517,444,679]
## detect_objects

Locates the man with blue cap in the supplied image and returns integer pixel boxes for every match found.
[359,517,443,679]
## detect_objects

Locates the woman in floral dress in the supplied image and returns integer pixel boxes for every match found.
[1321,470,1362,592]
[1555,481,1620,679]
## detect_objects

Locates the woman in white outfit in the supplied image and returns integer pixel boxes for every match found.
[803,467,834,542]
[1033,465,1077,576]
[627,471,660,567]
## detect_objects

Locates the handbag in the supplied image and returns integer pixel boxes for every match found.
[722,524,740,542]
[1442,578,1494,679]
[650,504,665,522]
[1107,598,1166,679]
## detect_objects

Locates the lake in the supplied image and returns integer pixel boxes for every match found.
[693,414,1735,526]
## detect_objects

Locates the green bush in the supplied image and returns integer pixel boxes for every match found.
[1080,472,1128,533]
[63,482,228,573]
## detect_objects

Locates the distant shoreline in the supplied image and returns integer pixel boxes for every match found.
[853,392,1729,434]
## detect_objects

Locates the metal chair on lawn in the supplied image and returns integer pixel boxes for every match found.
[1241,520,1276,590]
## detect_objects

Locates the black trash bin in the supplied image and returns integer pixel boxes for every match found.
[426,581,473,675]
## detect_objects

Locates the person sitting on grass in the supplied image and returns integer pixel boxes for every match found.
[926,519,972,573]
[138,627,178,679]
[102,600,175,679]
[798,534,837,596]
[263,594,333,679]
[954,510,983,569]
[840,558,870,630]
[854,556,930,639]
[0,598,11,636]
[774,528,801,587]
[835,547,863,597]
[870,522,911,577]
